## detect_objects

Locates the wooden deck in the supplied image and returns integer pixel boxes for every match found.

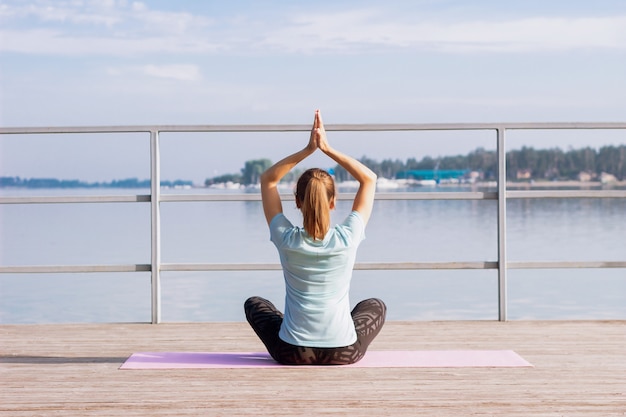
[1,321,625,416]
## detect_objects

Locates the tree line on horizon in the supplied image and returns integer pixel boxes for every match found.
[206,145,626,186]
[0,177,193,189]
[3,145,623,188]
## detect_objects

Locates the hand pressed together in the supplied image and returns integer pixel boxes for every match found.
[309,109,330,153]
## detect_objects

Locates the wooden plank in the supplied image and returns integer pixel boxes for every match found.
[1,321,624,416]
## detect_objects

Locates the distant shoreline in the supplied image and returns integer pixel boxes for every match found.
[0,177,193,190]
[2,179,625,190]
[503,180,626,189]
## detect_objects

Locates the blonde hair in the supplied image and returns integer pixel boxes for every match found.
[295,168,335,240]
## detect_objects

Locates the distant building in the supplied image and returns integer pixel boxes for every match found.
[396,170,470,181]
[600,172,617,184]
[516,169,532,180]
[467,171,482,183]
[578,171,594,182]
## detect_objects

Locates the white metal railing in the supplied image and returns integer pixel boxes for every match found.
[1,122,625,323]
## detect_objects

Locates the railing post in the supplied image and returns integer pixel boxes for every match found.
[496,127,508,321]
[150,130,162,324]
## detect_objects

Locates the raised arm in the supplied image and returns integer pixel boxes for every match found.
[260,116,318,225]
[314,111,377,225]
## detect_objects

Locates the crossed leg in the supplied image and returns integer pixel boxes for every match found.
[244,296,386,365]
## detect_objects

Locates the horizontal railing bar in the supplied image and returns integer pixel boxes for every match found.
[160,194,264,202]
[161,263,279,271]
[507,190,626,199]
[0,126,152,134]
[508,261,626,269]
[160,192,498,202]
[0,192,495,205]
[158,261,626,271]
[4,189,622,205]
[3,261,624,275]
[323,122,626,132]
[370,192,498,200]
[161,262,500,271]
[0,262,498,274]
[2,122,625,135]
[0,265,151,273]
[355,262,500,270]
[0,195,151,204]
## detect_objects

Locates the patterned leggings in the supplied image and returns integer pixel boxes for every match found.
[244,296,387,365]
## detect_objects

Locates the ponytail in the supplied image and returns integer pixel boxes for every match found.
[296,168,335,240]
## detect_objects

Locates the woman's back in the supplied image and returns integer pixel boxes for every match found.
[269,211,366,347]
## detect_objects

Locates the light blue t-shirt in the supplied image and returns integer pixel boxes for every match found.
[269,211,366,348]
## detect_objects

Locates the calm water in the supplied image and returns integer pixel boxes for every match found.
[1,187,625,323]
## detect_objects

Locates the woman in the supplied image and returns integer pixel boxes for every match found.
[244,110,387,365]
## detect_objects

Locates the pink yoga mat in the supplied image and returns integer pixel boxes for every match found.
[120,350,532,369]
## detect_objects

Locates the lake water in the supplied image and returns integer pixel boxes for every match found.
[1,186,625,323]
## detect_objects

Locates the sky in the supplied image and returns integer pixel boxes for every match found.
[1,0,625,183]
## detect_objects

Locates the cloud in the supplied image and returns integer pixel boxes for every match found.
[0,28,223,55]
[0,0,212,30]
[262,11,626,53]
[1,2,625,56]
[0,0,122,27]
[0,0,218,55]
[140,64,201,81]
[107,64,202,81]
